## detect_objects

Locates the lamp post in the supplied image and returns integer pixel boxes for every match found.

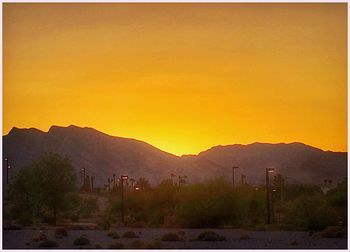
[241,174,246,185]
[113,174,116,191]
[5,157,9,184]
[266,167,274,224]
[81,168,86,188]
[232,166,239,187]
[120,175,128,225]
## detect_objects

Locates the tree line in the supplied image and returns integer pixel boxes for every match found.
[4,153,347,232]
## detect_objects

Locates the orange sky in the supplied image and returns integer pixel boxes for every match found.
[3,3,347,155]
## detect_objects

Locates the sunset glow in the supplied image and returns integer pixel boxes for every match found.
[3,3,347,156]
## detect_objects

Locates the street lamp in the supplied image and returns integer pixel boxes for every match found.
[5,157,9,184]
[120,175,128,225]
[81,168,86,188]
[232,166,239,187]
[266,168,274,224]
[7,165,11,184]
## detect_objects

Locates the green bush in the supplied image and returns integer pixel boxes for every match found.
[145,241,162,249]
[320,226,346,238]
[175,179,240,228]
[122,231,138,238]
[55,228,68,236]
[108,231,120,239]
[78,196,99,218]
[130,240,145,248]
[39,240,59,248]
[195,231,226,241]
[109,242,124,249]
[73,236,90,246]
[284,195,337,231]
[161,233,182,241]
[7,153,78,225]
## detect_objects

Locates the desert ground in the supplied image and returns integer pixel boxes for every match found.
[3,227,347,249]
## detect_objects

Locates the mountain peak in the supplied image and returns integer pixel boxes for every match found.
[48,125,83,132]
[8,127,44,136]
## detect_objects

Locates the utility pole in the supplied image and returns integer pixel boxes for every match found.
[266,168,274,224]
[120,175,128,225]
[107,178,111,192]
[4,157,9,184]
[81,168,86,188]
[91,176,94,192]
[232,166,239,187]
[113,174,116,191]
[241,174,246,185]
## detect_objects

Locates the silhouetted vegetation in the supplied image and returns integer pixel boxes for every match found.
[6,153,78,225]
[161,233,182,241]
[101,177,347,232]
[39,240,59,248]
[5,153,347,234]
[122,231,138,238]
[73,236,90,246]
[195,231,226,241]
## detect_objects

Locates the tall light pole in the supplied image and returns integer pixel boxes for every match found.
[120,175,128,225]
[266,168,274,224]
[81,168,86,188]
[5,157,9,184]
[113,174,116,191]
[232,166,239,187]
[241,174,246,185]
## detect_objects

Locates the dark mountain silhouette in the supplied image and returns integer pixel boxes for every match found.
[3,125,347,186]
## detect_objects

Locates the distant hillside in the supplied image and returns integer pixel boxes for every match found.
[3,125,347,186]
[197,142,347,184]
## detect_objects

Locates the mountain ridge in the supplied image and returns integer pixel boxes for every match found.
[3,125,347,186]
[5,125,344,156]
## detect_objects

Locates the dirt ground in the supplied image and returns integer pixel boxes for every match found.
[2,227,347,249]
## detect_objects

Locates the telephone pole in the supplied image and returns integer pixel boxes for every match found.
[4,157,9,184]
[120,175,128,225]
[241,174,246,185]
[266,168,274,224]
[232,166,239,187]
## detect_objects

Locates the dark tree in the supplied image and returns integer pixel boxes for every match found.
[8,153,77,225]
[135,177,151,190]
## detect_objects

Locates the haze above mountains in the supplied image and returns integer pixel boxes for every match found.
[3,125,347,187]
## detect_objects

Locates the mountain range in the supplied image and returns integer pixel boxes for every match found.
[3,125,347,187]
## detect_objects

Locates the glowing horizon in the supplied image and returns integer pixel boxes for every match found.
[3,3,347,156]
[6,123,345,156]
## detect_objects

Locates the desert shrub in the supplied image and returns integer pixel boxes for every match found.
[5,224,23,230]
[327,179,347,225]
[77,196,99,218]
[161,233,181,241]
[320,226,346,238]
[177,230,186,236]
[195,231,226,241]
[108,231,120,239]
[122,231,138,238]
[283,184,322,201]
[240,233,250,239]
[175,178,239,228]
[145,241,162,249]
[39,240,59,248]
[290,240,298,246]
[130,240,145,248]
[73,236,90,246]
[55,228,68,236]
[284,195,337,231]
[109,242,124,249]
[7,153,78,225]
[247,193,266,226]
